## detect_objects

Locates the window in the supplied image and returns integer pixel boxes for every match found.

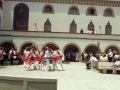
[104,8,114,17]
[43,4,54,14]
[105,10,112,16]
[88,9,95,15]
[44,18,51,32]
[45,6,52,12]
[70,8,77,14]
[13,3,29,30]
[68,6,79,15]
[86,7,97,16]
[70,19,77,33]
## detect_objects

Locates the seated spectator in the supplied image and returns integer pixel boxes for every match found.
[102,54,108,62]
[113,52,119,62]
[86,53,98,69]
[111,58,120,74]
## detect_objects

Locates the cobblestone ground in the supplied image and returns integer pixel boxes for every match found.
[0,62,120,90]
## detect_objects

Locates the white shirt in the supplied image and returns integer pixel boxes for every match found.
[108,52,113,57]
[24,51,32,59]
[114,55,119,60]
[9,50,16,56]
[32,50,39,57]
[90,56,98,61]
[115,61,120,66]
[99,56,104,61]
[44,50,52,58]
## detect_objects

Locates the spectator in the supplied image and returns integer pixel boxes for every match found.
[80,28,83,33]
[86,53,98,69]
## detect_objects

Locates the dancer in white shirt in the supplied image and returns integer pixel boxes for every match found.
[23,47,32,71]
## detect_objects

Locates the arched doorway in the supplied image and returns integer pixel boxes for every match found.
[13,3,29,30]
[84,44,101,57]
[1,42,15,54]
[0,42,16,59]
[104,45,120,53]
[20,43,33,53]
[63,44,80,62]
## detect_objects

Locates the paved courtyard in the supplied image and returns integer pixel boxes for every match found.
[0,62,120,90]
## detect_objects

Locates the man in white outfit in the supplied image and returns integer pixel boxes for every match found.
[44,46,52,71]
[86,53,98,69]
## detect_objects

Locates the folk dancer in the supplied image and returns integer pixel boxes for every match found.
[31,47,40,70]
[39,48,45,71]
[23,47,32,71]
[9,47,16,65]
[50,47,59,70]
[44,46,52,71]
[56,47,64,71]
[0,47,6,67]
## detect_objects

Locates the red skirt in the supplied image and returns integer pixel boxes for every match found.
[39,58,44,62]
[24,58,31,63]
[51,57,57,61]
[56,56,62,61]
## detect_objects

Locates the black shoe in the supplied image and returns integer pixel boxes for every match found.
[86,68,91,69]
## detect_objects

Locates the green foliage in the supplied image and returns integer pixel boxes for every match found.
[62,61,70,64]
[4,58,10,65]
[94,66,103,73]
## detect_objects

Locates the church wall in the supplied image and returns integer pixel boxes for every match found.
[3,1,120,34]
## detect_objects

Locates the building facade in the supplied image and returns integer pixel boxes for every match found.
[0,0,120,61]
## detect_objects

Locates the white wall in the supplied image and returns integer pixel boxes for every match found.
[3,1,120,34]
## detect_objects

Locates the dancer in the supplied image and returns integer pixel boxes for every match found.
[23,47,32,71]
[31,46,40,70]
[9,47,16,65]
[39,48,45,71]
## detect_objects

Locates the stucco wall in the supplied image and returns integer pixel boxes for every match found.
[3,1,120,34]
[0,31,120,53]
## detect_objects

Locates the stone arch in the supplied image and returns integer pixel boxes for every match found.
[42,4,54,14]
[0,40,17,53]
[62,43,81,62]
[44,42,59,48]
[68,5,80,15]
[19,41,36,53]
[103,8,114,17]
[86,7,97,16]
[83,44,102,54]
[104,44,120,53]
[13,3,29,30]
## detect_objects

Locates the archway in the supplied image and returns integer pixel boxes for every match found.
[13,3,29,30]
[20,41,35,53]
[43,42,59,49]
[63,43,81,62]
[104,45,120,53]
[84,44,101,57]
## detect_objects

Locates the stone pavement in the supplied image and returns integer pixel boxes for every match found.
[0,62,120,90]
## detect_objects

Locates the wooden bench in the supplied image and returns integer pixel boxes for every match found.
[98,62,120,74]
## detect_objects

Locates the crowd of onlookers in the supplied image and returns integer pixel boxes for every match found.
[84,49,120,74]
[81,49,119,63]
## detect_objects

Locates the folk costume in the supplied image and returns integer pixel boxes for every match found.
[23,49,32,70]
[0,47,6,67]
[9,47,16,65]
[32,49,40,70]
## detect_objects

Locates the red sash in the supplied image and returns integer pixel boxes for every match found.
[32,51,39,61]
[11,50,14,56]
[56,50,62,60]
[24,52,31,62]
[39,52,45,62]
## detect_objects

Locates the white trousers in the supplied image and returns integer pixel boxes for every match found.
[23,62,32,70]
[57,60,64,70]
